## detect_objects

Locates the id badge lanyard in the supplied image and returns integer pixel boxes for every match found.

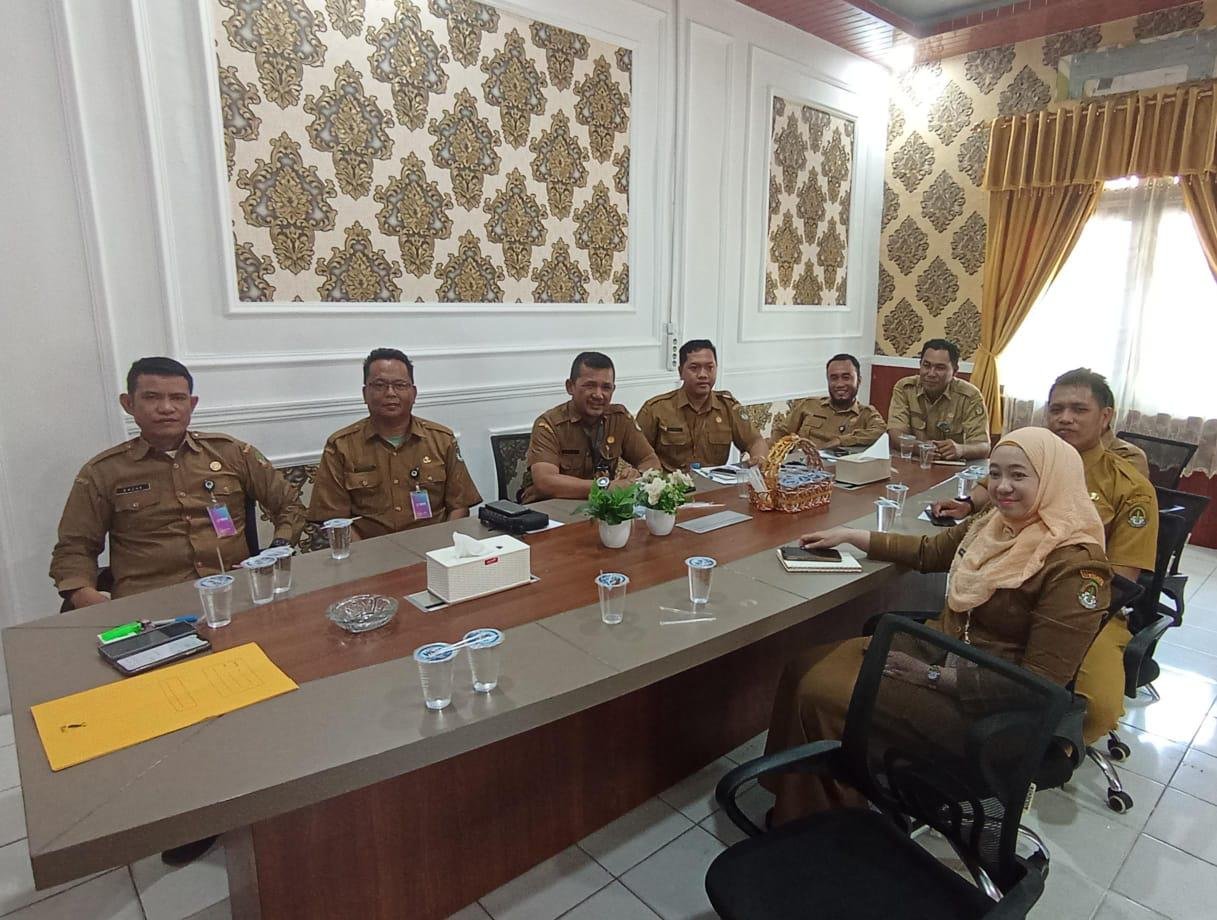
[409,467,433,520]
[203,479,237,573]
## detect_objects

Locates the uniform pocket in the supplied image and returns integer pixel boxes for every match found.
[658,426,691,446]
[114,489,160,513]
[344,470,383,492]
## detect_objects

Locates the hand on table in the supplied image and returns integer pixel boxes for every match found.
[932,439,961,460]
[931,498,972,519]
[800,527,865,549]
[68,586,109,608]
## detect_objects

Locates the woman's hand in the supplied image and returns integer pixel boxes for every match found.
[800,527,869,551]
[882,651,957,692]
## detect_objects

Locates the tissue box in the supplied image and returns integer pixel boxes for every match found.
[834,454,890,486]
[425,535,531,603]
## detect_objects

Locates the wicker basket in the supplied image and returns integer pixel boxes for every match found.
[748,434,833,514]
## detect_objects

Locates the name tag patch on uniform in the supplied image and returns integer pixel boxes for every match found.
[561,448,581,454]
[115,483,150,495]
[207,504,238,537]
[1128,506,1148,528]
[1078,578,1101,610]
[410,489,434,520]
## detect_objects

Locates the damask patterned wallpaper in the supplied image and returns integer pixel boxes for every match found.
[212,0,632,304]
[875,0,1217,358]
[764,96,854,306]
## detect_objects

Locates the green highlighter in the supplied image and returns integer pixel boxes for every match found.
[98,622,143,645]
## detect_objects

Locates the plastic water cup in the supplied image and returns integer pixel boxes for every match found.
[324,518,353,560]
[885,483,909,514]
[686,556,717,606]
[956,467,983,501]
[735,468,750,500]
[596,573,629,625]
[875,498,899,533]
[262,545,294,594]
[196,574,234,628]
[242,555,276,605]
[414,643,458,710]
[918,442,935,469]
[464,628,504,692]
[898,433,917,460]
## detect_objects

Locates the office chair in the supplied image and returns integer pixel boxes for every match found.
[705,616,1069,920]
[489,432,531,502]
[1153,486,1211,625]
[1115,431,1197,489]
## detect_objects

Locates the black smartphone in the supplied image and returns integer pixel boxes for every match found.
[780,546,842,563]
[485,499,529,517]
[98,621,211,675]
[928,512,959,527]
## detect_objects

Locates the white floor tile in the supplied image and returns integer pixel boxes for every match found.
[1119,670,1216,744]
[0,787,27,849]
[657,758,735,823]
[480,846,612,920]
[1160,622,1217,657]
[1190,576,1217,610]
[1106,725,1188,786]
[1192,713,1217,757]
[0,747,19,794]
[723,732,767,765]
[1027,860,1105,920]
[579,798,693,877]
[698,784,774,847]
[1144,787,1217,865]
[1113,835,1217,919]
[620,827,723,920]
[558,882,659,920]
[2,869,142,920]
[1151,645,1217,686]
[0,716,13,750]
[447,902,492,920]
[1023,789,1140,888]
[1168,747,1217,805]
[1091,891,1168,920]
[1183,603,1217,633]
[184,899,232,920]
[0,838,101,915]
[130,842,228,920]
[1053,762,1165,832]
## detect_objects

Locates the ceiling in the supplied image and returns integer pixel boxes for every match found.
[735,0,1195,64]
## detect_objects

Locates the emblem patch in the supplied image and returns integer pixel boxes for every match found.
[1128,505,1148,528]
[1078,579,1100,610]
[1079,569,1105,583]
[209,460,223,471]
[606,436,615,445]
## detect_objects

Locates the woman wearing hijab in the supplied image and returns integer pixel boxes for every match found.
[763,428,1112,822]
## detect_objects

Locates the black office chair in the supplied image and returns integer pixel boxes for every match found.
[1115,431,1197,489]
[1153,486,1211,624]
[489,432,531,502]
[705,616,1069,920]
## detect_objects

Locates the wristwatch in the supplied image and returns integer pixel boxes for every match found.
[959,495,975,510]
[926,664,941,689]
[595,476,611,490]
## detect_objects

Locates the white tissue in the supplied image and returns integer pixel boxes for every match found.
[452,532,490,559]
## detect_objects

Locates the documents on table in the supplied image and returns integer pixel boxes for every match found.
[31,643,297,771]
[677,510,753,533]
[692,465,743,485]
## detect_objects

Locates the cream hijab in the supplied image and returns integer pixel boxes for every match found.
[946,427,1106,613]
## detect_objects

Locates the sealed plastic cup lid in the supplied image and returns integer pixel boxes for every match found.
[323,518,354,529]
[196,574,235,590]
[462,628,504,649]
[241,555,276,569]
[595,572,629,589]
[262,545,294,558]
[875,499,899,508]
[414,642,458,663]
[686,556,717,569]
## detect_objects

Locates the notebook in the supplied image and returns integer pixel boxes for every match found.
[776,548,863,573]
[677,510,753,533]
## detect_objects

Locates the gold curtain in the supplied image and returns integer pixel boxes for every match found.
[972,185,1101,432]
[976,80,1217,432]
[1182,173,1217,281]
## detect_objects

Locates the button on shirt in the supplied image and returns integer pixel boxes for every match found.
[888,376,989,444]
[50,431,305,599]
[774,396,886,450]
[635,388,760,471]
[307,416,482,539]
[525,401,658,483]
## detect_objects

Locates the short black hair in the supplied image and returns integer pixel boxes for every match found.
[127,357,193,394]
[363,348,414,384]
[920,338,960,368]
[679,339,717,367]
[826,353,861,374]
[569,351,615,381]
[1050,367,1115,410]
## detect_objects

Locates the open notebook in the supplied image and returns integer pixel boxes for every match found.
[776,548,863,573]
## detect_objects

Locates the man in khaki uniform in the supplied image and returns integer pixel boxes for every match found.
[308,349,482,539]
[933,368,1158,742]
[636,339,767,471]
[51,356,305,605]
[523,351,660,501]
[775,353,885,451]
[887,338,990,461]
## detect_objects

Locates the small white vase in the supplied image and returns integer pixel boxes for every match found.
[598,519,632,549]
[645,508,676,536]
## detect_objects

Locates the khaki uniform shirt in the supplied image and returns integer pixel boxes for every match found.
[51,431,305,599]
[888,376,989,445]
[308,416,482,539]
[524,401,658,495]
[1080,443,1158,572]
[1102,429,1151,480]
[871,521,1111,691]
[635,388,760,471]
[774,396,886,450]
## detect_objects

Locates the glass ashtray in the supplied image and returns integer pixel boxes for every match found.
[326,594,399,633]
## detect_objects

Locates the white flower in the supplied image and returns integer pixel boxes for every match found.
[671,470,694,490]
[643,478,667,505]
[639,468,664,483]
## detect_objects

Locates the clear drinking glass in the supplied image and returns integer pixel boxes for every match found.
[596,572,629,625]
[196,574,234,628]
[898,433,917,460]
[463,628,504,692]
[686,556,717,606]
[414,643,458,710]
[956,467,984,501]
[324,518,353,560]
[885,483,909,514]
[918,442,935,469]
[875,498,899,533]
[735,468,750,500]
[242,555,276,605]
[262,545,294,594]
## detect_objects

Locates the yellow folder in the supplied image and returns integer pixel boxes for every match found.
[32,643,298,771]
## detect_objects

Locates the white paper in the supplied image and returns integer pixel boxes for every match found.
[853,436,891,461]
[452,532,490,558]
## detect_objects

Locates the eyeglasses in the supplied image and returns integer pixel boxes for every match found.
[366,381,415,394]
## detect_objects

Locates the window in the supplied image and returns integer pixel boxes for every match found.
[1000,177,1217,419]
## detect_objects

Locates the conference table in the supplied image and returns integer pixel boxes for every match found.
[4,460,958,919]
